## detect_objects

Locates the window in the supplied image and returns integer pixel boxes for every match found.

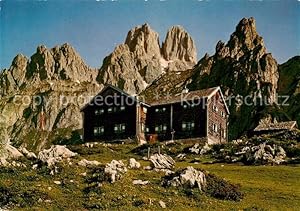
[108,108,113,113]
[120,106,125,111]
[221,111,226,118]
[213,124,218,133]
[155,107,166,113]
[143,107,148,113]
[94,126,104,136]
[183,103,197,109]
[114,123,126,133]
[182,121,195,131]
[145,127,150,133]
[95,109,104,115]
[155,124,168,133]
[213,105,218,112]
[221,129,226,139]
[141,123,145,132]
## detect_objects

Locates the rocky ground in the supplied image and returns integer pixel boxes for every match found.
[0,133,299,210]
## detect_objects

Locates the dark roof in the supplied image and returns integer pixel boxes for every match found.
[80,84,150,111]
[81,85,230,114]
[254,121,298,132]
[148,87,218,106]
[147,86,230,114]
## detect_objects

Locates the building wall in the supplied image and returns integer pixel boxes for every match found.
[83,88,137,142]
[207,91,228,144]
[145,100,207,141]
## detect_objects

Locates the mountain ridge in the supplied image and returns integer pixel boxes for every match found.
[0,18,299,150]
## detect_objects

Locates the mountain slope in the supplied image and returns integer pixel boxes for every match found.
[0,24,197,150]
[0,44,101,150]
[278,56,300,126]
[143,17,281,139]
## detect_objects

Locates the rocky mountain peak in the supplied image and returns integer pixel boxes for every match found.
[98,23,197,94]
[216,17,266,60]
[162,25,197,63]
[124,23,161,58]
[25,43,97,83]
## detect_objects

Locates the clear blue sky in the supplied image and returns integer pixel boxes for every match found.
[0,0,299,70]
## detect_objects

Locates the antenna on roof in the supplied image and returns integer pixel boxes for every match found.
[182,85,189,94]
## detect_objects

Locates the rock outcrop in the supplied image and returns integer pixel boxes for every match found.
[97,23,197,94]
[162,26,197,64]
[162,166,206,191]
[38,145,77,167]
[189,18,279,139]
[104,160,127,183]
[0,44,101,150]
[277,56,300,127]
[149,154,175,171]
[143,17,281,139]
[78,159,101,167]
[128,158,141,169]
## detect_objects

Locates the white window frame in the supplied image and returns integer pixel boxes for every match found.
[182,121,195,131]
[213,105,218,112]
[94,126,104,136]
[143,107,148,113]
[114,123,126,133]
[213,124,218,133]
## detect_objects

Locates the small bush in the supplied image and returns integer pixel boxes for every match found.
[205,174,243,201]
[132,199,146,207]
[83,165,110,194]
[0,186,12,206]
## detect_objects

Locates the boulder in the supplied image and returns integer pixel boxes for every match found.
[104,160,127,183]
[19,147,37,159]
[176,153,186,160]
[188,143,211,155]
[149,154,175,170]
[5,144,23,160]
[158,200,167,209]
[132,179,149,185]
[78,159,101,167]
[189,143,200,154]
[162,166,206,191]
[128,158,141,169]
[38,145,77,167]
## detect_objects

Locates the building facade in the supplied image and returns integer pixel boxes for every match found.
[81,85,229,144]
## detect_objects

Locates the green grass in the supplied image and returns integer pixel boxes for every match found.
[0,143,299,210]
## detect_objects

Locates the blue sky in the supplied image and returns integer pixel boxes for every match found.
[0,0,299,70]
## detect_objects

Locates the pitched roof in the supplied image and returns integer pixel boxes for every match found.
[254,121,298,132]
[147,86,230,113]
[80,84,150,111]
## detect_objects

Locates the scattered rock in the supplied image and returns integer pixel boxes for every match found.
[104,160,127,183]
[143,166,152,170]
[38,145,77,167]
[32,164,38,170]
[189,143,211,155]
[162,166,206,191]
[189,143,201,154]
[176,153,186,160]
[78,159,101,167]
[80,172,87,177]
[0,158,9,167]
[132,179,149,185]
[149,154,175,170]
[54,181,61,185]
[158,200,166,209]
[128,158,141,169]
[19,147,37,159]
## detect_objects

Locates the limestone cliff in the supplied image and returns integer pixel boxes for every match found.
[97,23,197,94]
